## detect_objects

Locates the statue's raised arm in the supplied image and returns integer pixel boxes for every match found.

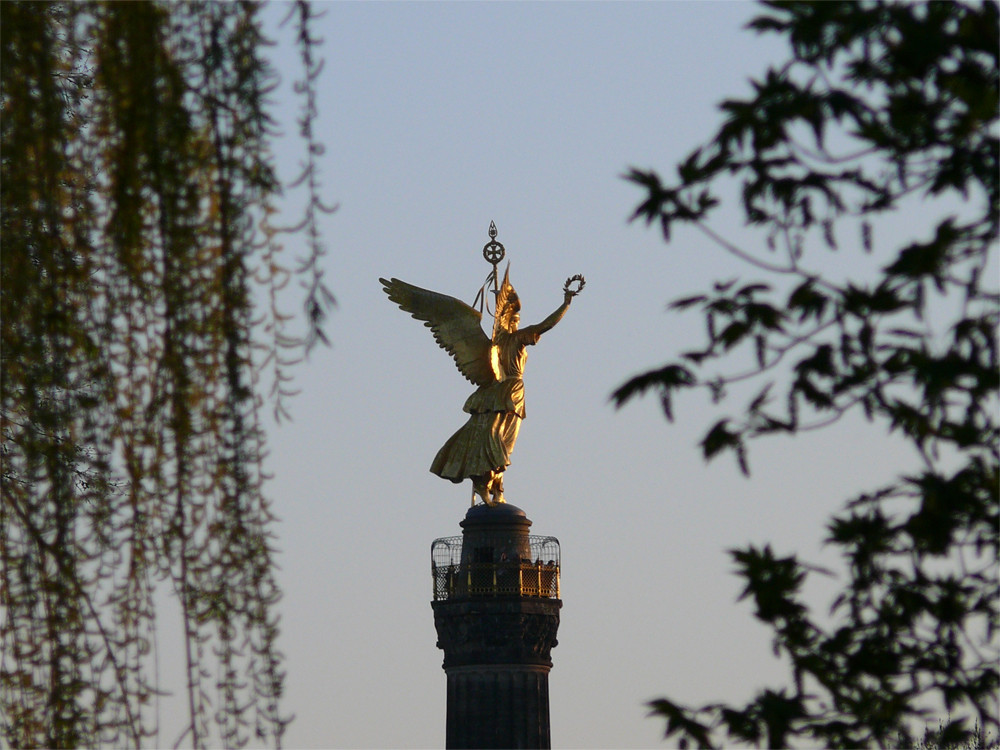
[380,226,584,508]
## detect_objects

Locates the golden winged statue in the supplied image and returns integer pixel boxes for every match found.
[380,266,580,506]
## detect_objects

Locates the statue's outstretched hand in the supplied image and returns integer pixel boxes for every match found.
[563,274,586,302]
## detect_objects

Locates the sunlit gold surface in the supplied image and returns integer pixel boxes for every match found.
[380,265,577,506]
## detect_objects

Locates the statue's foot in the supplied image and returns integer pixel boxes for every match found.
[472,480,489,506]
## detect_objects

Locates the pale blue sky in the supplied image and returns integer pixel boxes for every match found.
[152,2,938,747]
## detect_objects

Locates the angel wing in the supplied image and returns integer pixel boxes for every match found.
[380,277,499,386]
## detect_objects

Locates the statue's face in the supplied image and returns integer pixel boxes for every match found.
[511,313,520,330]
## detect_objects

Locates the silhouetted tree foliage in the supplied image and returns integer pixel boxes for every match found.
[1,2,334,747]
[615,1,998,747]
[901,720,998,750]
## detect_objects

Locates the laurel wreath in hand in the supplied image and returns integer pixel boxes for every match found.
[563,274,586,297]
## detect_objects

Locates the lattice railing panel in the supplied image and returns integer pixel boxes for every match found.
[431,535,561,601]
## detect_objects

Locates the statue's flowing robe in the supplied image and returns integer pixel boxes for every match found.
[430,328,539,482]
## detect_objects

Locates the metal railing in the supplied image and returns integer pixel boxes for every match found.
[431,535,561,601]
[432,560,560,601]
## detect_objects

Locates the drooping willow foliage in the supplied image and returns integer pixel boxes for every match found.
[1,2,334,747]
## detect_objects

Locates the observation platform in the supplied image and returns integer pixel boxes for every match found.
[431,533,560,600]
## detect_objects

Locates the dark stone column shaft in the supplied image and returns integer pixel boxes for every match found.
[445,666,550,749]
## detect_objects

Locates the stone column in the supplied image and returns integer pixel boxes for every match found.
[431,504,561,749]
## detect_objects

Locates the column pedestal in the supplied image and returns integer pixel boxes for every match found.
[431,504,561,750]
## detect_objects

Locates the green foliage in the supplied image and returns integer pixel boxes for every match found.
[1,2,333,747]
[616,1,998,747]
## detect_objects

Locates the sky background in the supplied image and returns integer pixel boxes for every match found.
[156,2,937,747]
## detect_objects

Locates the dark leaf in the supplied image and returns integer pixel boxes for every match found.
[701,419,738,460]
[611,364,696,408]
[670,294,707,310]
[719,321,750,350]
